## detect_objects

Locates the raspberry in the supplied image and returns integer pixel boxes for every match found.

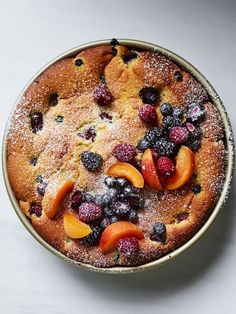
[78,202,103,223]
[169,127,189,144]
[93,84,113,106]
[150,222,167,243]
[116,237,140,258]
[70,190,83,210]
[30,112,43,134]
[156,156,175,177]
[154,138,178,157]
[160,103,172,116]
[138,104,157,125]
[139,87,160,105]
[81,151,103,171]
[113,144,136,162]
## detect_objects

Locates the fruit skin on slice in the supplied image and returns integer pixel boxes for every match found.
[141,148,163,190]
[165,145,195,190]
[63,212,92,239]
[99,221,144,254]
[43,177,74,219]
[107,162,144,188]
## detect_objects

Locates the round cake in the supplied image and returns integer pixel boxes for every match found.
[7,39,226,268]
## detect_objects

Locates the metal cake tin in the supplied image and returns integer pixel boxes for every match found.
[2,39,235,274]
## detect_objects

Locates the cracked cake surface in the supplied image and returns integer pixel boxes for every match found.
[7,40,226,267]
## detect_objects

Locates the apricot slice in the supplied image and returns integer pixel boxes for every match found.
[63,212,92,239]
[141,148,163,190]
[107,162,144,188]
[42,177,74,219]
[165,146,195,190]
[99,221,144,253]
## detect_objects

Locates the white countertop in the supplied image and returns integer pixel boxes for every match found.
[0,0,235,313]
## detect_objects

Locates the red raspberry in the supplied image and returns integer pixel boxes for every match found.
[113,143,136,162]
[78,202,103,223]
[116,237,140,258]
[138,104,157,125]
[93,84,113,106]
[169,127,189,144]
[156,156,175,177]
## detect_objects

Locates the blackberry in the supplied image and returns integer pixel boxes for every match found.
[126,193,145,210]
[160,103,172,116]
[162,116,182,130]
[48,93,59,106]
[110,38,119,46]
[94,195,104,206]
[101,193,113,206]
[123,185,134,196]
[191,184,202,194]
[172,106,184,118]
[35,175,43,183]
[31,157,38,166]
[78,126,96,142]
[104,206,114,217]
[128,210,139,223]
[137,138,150,151]
[110,216,119,224]
[114,201,131,217]
[100,217,110,229]
[82,225,103,246]
[188,140,201,151]
[139,87,160,105]
[82,193,95,203]
[150,222,167,243]
[80,151,103,171]
[71,190,83,210]
[107,188,118,200]
[104,176,117,188]
[154,138,178,157]
[190,128,202,140]
[75,58,83,66]
[116,178,129,188]
[174,71,183,81]
[122,51,137,63]
[145,127,162,146]
[30,112,43,134]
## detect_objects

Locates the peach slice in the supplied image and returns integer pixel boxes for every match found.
[165,146,195,190]
[141,148,163,190]
[107,162,144,188]
[99,221,144,254]
[42,177,74,219]
[63,212,92,239]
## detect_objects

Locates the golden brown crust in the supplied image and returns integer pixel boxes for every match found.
[7,44,226,267]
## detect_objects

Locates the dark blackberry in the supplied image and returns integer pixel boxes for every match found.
[71,190,83,210]
[186,103,205,124]
[110,38,119,46]
[101,193,113,206]
[100,217,110,229]
[30,157,38,166]
[162,116,182,130]
[123,185,134,196]
[139,87,160,105]
[114,201,131,217]
[30,112,43,134]
[81,225,103,246]
[150,222,167,243]
[172,106,184,118]
[78,126,96,142]
[82,193,95,203]
[126,193,145,210]
[145,127,162,146]
[160,103,172,116]
[137,138,150,151]
[80,151,103,171]
[122,51,137,63]
[94,195,104,206]
[75,58,83,66]
[191,184,202,194]
[128,210,139,223]
[188,139,201,151]
[154,138,179,157]
[116,178,129,188]
[48,93,59,106]
[104,176,117,188]
[29,203,42,217]
[190,128,202,140]
[110,216,119,224]
[107,188,118,200]
[174,71,183,81]
[104,206,114,217]
[55,115,64,123]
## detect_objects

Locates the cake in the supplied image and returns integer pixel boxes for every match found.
[7,39,226,267]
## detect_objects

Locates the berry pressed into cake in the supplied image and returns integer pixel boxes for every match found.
[7,39,226,268]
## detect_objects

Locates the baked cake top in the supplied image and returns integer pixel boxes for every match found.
[7,40,226,267]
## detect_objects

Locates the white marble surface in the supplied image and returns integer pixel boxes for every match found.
[0,0,235,313]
